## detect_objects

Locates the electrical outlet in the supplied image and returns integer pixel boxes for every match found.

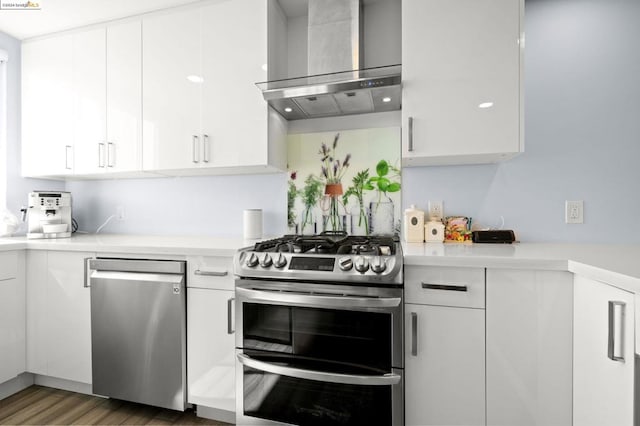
[116,206,125,221]
[565,200,583,224]
[428,200,444,219]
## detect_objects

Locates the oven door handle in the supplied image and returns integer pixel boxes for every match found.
[237,353,401,386]
[236,287,401,309]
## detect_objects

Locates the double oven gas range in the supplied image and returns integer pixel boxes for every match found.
[234,231,404,426]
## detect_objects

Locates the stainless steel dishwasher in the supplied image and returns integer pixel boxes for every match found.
[89,258,187,411]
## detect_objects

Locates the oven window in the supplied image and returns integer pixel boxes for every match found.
[243,364,392,426]
[243,303,392,370]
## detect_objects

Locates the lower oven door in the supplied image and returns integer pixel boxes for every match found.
[235,280,403,425]
[236,349,404,426]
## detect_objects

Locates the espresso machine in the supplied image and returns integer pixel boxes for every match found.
[22,191,73,239]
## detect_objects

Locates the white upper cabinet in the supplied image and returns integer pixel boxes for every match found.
[402,0,524,166]
[142,0,282,175]
[142,7,202,171]
[22,34,74,177]
[72,28,107,175]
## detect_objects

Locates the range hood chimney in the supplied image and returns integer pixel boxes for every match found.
[257,0,401,120]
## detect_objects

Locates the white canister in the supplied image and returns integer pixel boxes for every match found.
[404,205,425,243]
[425,219,445,243]
[243,209,263,239]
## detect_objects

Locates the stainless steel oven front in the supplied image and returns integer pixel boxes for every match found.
[235,279,404,426]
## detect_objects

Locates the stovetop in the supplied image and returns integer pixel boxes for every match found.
[234,232,403,286]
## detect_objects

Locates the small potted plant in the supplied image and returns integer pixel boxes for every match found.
[318,134,351,232]
[287,171,299,234]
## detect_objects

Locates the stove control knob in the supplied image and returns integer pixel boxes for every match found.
[246,253,259,268]
[260,253,273,268]
[338,256,354,271]
[371,256,387,274]
[274,253,288,269]
[354,256,369,273]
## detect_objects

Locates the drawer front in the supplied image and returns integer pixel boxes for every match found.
[187,256,234,290]
[0,251,18,281]
[405,266,485,308]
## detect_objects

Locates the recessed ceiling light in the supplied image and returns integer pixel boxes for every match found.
[284,107,293,113]
[478,102,494,109]
[382,97,392,103]
[186,75,204,83]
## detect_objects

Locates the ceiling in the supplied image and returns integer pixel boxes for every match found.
[0,0,203,40]
[0,0,388,40]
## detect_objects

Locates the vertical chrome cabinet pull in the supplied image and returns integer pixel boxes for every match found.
[98,143,105,168]
[608,301,626,362]
[192,135,199,163]
[408,116,414,152]
[83,257,92,288]
[227,298,235,334]
[411,312,418,356]
[203,134,210,163]
[107,142,115,168]
[65,145,73,170]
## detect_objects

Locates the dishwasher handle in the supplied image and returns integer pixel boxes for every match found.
[90,258,186,274]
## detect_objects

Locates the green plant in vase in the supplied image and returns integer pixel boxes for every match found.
[300,174,323,234]
[318,134,351,232]
[287,171,299,233]
[343,169,373,235]
[367,160,401,235]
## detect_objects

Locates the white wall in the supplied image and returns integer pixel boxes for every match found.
[0,31,64,228]
[402,0,640,243]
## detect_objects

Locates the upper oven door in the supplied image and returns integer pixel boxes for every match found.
[235,279,404,371]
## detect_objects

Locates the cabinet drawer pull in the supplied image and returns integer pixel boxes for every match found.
[83,257,93,288]
[421,282,468,292]
[192,135,199,163]
[194,269,228,277]
[411,312,418,356]
[608,301,626,362]
[408,116,414,152]
[227,297,235,334]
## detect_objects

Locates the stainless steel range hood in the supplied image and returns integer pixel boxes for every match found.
[257,0,401,120]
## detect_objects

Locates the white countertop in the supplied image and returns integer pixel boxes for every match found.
[404,242,640,294]
[1,234,639,294]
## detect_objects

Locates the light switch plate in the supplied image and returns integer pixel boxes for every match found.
[428,200,443,220]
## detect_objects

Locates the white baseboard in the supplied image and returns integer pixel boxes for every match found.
[196,405,235,424]
[0,373,35,400]
[33,375,95,396]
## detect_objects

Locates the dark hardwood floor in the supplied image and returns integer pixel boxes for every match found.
[0,386,232,425]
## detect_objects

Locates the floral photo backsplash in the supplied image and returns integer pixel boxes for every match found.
[287,127,401,236]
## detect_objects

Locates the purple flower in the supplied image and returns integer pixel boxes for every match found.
[290,171,297,180]
[332,133,339,149]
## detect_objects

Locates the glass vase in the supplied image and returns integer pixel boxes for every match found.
[300,207,317,235]
[369,199,394,235]
[350,205,369,236]
[321,184,345,233]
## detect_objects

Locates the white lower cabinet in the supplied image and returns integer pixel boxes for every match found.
[0,251,26,384]
[26,251,93,384]
[186,256,235,423]
[486,269,573,426]
[574,275,635,426]
[405,266,486,426]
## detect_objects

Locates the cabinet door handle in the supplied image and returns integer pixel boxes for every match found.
[203,134,210,163]
[107,142,115,168]
[83,257,93,288]
[408,116,414,152]
[192,135,199,163]
[608,301,626,362]
[227,297,235,334]
[98,143,106,168]
[65,145,73,170]
[421,282,468,292]
[411,312,418,356]
[194,269,228,277]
